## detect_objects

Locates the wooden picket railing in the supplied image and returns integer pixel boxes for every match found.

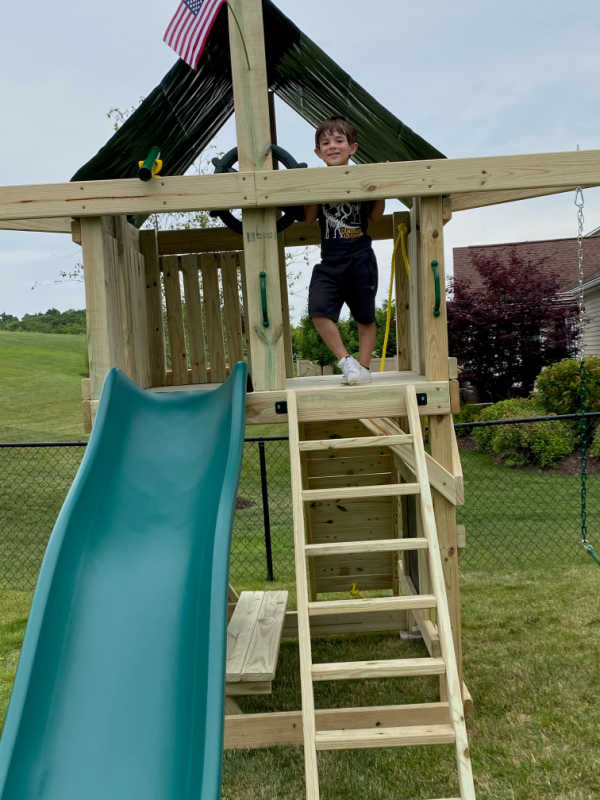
[152,251,249,386]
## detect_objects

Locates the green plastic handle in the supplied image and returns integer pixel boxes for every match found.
[431,260,441,317]
[260,271,270,328]
[138,146,161,182]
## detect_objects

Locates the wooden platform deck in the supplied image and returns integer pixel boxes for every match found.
[150,370,451,423]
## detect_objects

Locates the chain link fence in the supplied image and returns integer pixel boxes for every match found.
[1,418,597,593]
[0,438,295,594]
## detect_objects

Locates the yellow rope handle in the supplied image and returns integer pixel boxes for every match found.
[380,223,410,371]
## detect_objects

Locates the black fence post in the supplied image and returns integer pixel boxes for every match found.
[258,441,274,581]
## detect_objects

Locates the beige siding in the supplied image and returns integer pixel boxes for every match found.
[583,286,600,356]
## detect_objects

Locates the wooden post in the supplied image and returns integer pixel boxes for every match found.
[81,216,128,402]
[228,0,286,390]
[407,200,421,373]
[114,216,151,388]
[269,90,294,378]
[393,211,411,370]
[417,196,462,678]
[140,229,166,388]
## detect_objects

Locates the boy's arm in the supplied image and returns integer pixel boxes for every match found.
[369,199,385,222]
[304,204,318,225]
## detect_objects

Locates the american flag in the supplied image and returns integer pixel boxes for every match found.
[163,0,226,70]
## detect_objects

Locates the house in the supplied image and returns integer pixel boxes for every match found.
[453,228,600,355]
[563,273,600,355]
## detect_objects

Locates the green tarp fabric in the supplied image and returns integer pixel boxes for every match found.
[72,0,444,188]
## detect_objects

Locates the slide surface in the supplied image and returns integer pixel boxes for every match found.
[0,363,247,800]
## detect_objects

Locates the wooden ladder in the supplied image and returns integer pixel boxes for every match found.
[287,384,476,800]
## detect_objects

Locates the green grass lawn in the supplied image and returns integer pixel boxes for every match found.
[0,331,88,442]
[2,562,598,798]
[1,332,599,795]
[458,449,599,572]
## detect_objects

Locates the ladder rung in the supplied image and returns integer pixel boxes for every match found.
[304,538,428,557]
[302,482,420,502]
[312,657,446,681]
[299,434,412,452]
[308,595,437,616]
[315,723,456,750]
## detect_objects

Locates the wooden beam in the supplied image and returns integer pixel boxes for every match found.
[224,703,451,750]
[0,217,72,233]
[149,378,450,422]
[450,184,596,212]
[282,608,412,637]
[359,417,462,506]
[255,149,600,207]
[248,381,450,424]
[0,173,247,221]
[2,150,600,221]
[147,213,409,255]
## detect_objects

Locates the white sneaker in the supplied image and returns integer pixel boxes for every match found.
[338,355,361,385]
[356,365,372,384]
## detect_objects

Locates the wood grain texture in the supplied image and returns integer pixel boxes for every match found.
[162,255,188,385]
[4,151,600,222]
[150,213,410,254]
[140,230,166,387]
[223,702,451,749]
[181,254,207,383]
[226,591,288,683]
[200,253,226,383]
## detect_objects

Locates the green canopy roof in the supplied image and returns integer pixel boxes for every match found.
[72,0,444,185]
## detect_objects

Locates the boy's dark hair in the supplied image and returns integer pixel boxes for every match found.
[315,117,358,148]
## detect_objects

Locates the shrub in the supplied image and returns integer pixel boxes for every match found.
[453,403,483,437]
[473,397,575,468]
[590,425,600,459]
[474,398,534,454]
[535,357,600,415]
[528,422,576,468]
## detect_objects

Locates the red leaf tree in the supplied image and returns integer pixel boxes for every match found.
[447,250,577,402]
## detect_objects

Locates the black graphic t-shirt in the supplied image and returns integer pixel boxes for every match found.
[318,201,373,259]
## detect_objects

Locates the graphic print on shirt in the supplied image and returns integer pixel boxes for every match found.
[322,202,363,239]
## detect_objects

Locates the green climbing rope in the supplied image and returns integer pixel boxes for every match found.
[575,187,600,566]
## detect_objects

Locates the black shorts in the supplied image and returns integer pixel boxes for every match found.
[308,247,378,324]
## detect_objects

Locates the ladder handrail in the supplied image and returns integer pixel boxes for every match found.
[287,389,320,799]
[405,385,476,800]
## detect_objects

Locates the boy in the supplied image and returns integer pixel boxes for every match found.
[305,117,385,385]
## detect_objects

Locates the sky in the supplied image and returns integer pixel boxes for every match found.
[1,0,599,321]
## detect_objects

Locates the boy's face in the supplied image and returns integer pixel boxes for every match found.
[315,130,358,166]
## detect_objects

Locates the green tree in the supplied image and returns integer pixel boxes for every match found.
[0,309,86,334]
[0,312,19,330]
[293,315,337,373]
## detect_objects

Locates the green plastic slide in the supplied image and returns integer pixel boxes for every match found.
[0,362,247,800]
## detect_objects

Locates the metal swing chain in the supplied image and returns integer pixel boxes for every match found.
[575,188,600,564]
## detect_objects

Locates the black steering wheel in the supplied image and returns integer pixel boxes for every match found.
[209,145,307,235]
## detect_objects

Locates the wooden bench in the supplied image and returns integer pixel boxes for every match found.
[226,590,288,702]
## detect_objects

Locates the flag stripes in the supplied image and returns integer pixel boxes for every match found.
[163,0,226,70]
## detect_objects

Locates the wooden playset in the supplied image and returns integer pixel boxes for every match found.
[2,1,600,797]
